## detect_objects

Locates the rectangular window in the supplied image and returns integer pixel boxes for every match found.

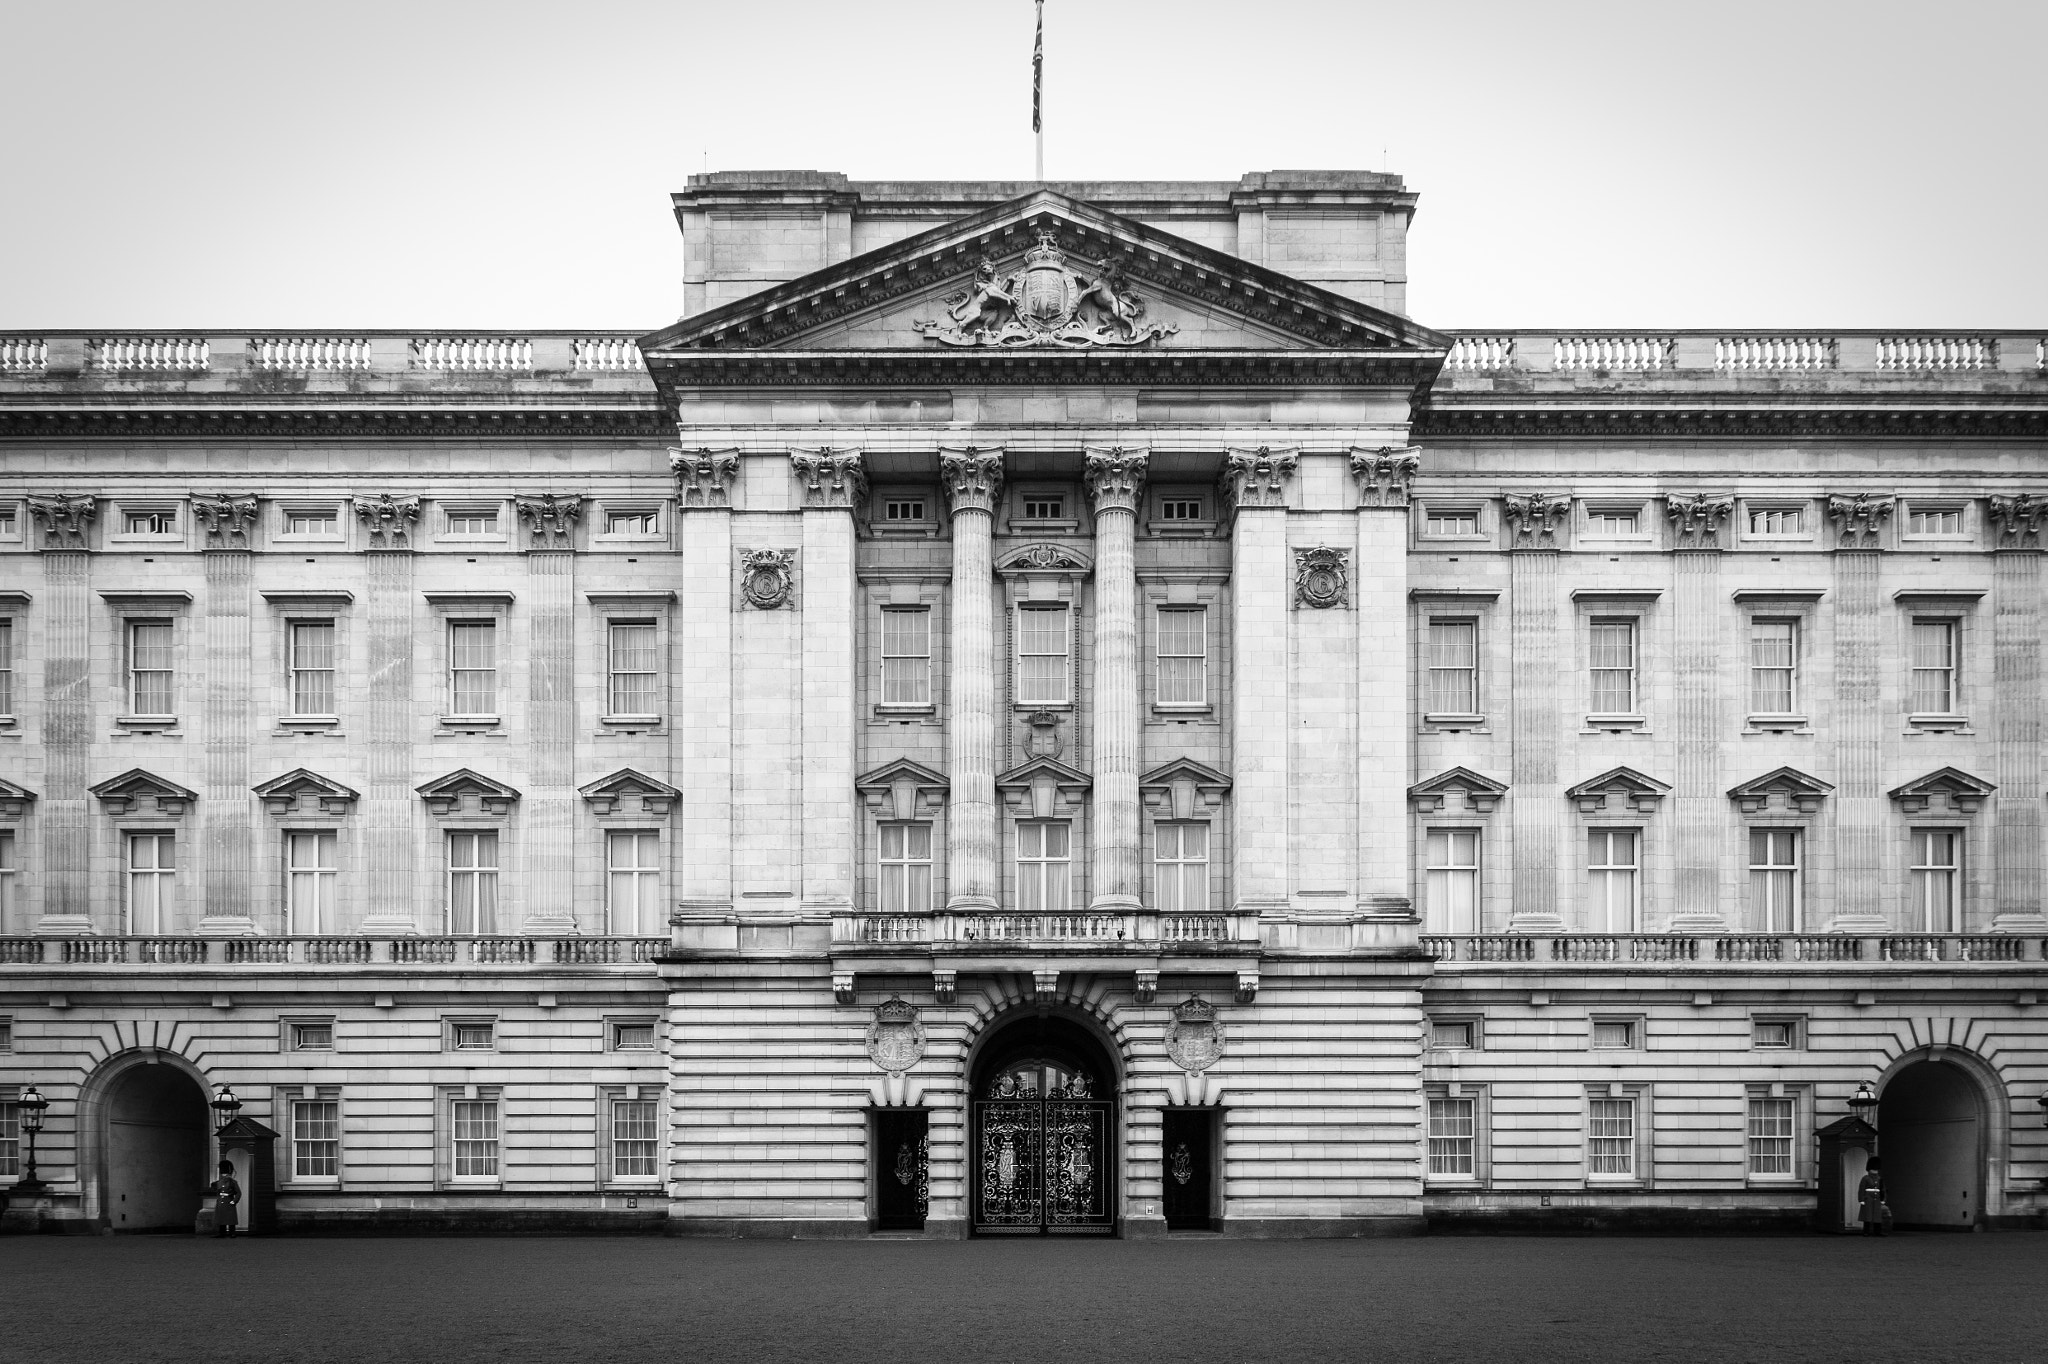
[0,618,13,716]
[125,510,177,535]
[1015,606,1070,705]
[882,498,927,523]
[290,1022,334,1051]
[1425,508,1479,536]
[1155,607,1207,707]
[1158,497,1204,521]
[1017,821,1071,915]
[447,621,497,716]
[451,1098,499,1179]
[1021,495,1065,520]
[1749,507,1803,535]
[1429,1019,1476,1050]
[451,1022,495,1051]
[1428,1096,1477,1177]
[611,1022,656,1051]
[1748,830,1801,932]
[1906,506,1964,535]
[605,510,658,535]
[1591,1019,1637,1049]
[878,822,933,915]
[127,832,175,934]
[445,509,498,536]
[0,509,16,536]
[607,621,659,716]
[292,1099,340,1179]
[446,831,499,935]
[1911,829,1961,932]
[1426,620,1478,714]
[1586,830,1638,933]
[612,1098,660,1180]
[1752,1019,1797,1049]
[285,509,337,536]
[0,832,14,936]
[605,831,661,936]
[1748,620,1797,714]
[1587,508,1640,535]
[127,619,175,716]
[0,1100,17,1179]
[1910,620,1958,714]
[1424,829,1481,934]
[1154,822,1209,914]
[288,621,337,716]
[1747,1097,1796,1177]
[285,831,338,935]
[1588,1097,1637,1177]
[881,607,932,706]
[1588,619,1637,713]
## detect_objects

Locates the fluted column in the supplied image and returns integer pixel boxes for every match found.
[793,449,865,915]
[941,448,1004,912]
[1085,446,1146,913]
[26,496,95,934]
[671,450,740,930]
[1352,447,1418,912]
[352,495,421,933]
[1827,494,1895,931]
[1224,448,1296,916]
[514,494,581,933]
[193,494,260,936]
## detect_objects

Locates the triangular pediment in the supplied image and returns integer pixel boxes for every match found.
[1139,758,1231,821]
[640,190,1448,365]
[1408,767,1508,814]
[0,776,35,818]
[90,768,197,815]
[1728,766,1835,814]
[1565,766,1672,814]
[417,768,521,815]
[855,758,950,821]
[1888,767,1996,814]
[996,754,1091,820]
[253,768,360,815]
[579,767,681,816]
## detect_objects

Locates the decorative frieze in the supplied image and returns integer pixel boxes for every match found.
[938,447,1005,516]
[1220,447,1297,511]
[1988,494,2048,550]
[26,494,95,550]
[1664,493,1734,549]
[1827,493,1896,549]
[1502,492,1570,548]
[670,447,741,508]
[738,548,797,610]
[351,493,421,549]
[1082,445,1148,514]
[190,493,260,550]
[1292,545,1351,609]
[1349,445,1421,508]
[790,448,868,509]
[513,493,582,550]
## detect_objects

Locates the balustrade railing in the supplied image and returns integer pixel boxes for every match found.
[1421,933,2044,965]
[411,336,532,371]
[573,337,642,371]
[0,337,47,372]
[249,336,373,372]
[1445,336,1515,371]
[1,935,667,966]
[92,336,210,371]
[1553,336,1673,371]
[1715,336,1836,372]
[1876,335,1995,371]
[829,912,1257,947]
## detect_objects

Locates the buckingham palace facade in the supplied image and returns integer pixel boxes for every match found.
[3,170,2047,1236]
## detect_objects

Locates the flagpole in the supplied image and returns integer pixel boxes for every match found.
[1033,0,1044,180]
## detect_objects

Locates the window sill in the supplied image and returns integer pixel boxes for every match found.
[1906,713,1970,732]
[1745,714,1810,733]
[1151,704,1214,718]
[1424,712,1487,731]
[445,1178,502,1188]
[0,715,16,729]
[874,704,936,717]
[115,715,179,731]
[1146,522,1219,537]
[279,715,341,730]
[1584,1176,1647,1188]
[1010,519,1079,534]
[1583,714,1647,731]
[1014,701,1072,713]
[282,1177,342,1188]
[867,525,941,539]
[600,715,664,729]
[439,715,502,730]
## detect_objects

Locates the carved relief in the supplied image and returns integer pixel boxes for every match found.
[190,493,260,550]
[938,447,1005,516]
[670,447,740,509]
[1826,493,1895,549]
[865,997,927,1077]
[1220,447,1298,511]
[738,548,797,610]
[1164,997,1226,1075]
[913,229,1178,349]
[1502,492,1570,548]
[513,493,582,550]
[1083,445,1148,514]
[1350,446,1421,508]
[1988,494,2048,549]
[790,449,868,509]
[26,494,95,550]
[1292,545,1350,610]
[1000,543,1088,573]
[1023,710,1064,759]
[1664,493,1734,549]
[351,494,421,549]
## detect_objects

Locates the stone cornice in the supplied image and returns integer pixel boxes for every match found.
[0,400,670,441]
[1082,446,1148,515]
[1414,402,2048,440]
[647,350,1441,393]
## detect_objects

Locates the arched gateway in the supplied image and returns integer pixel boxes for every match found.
[1879,1056,1992,1230]
[970,1014,1118,1235]
[86,1053,212,1232]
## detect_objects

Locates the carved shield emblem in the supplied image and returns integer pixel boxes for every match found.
[739,548,795,610]
[1163,997,1225,1074]
[1018,258,1075,330]
[865,997,926,1076]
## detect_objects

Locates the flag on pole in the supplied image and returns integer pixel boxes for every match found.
[1032,0,1044,133]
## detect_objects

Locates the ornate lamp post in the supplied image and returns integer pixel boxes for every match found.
[1847,1081,1879,1129]
[10,1083,50,1199]
[209,1083,242,1134]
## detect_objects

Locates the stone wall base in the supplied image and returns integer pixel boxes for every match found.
[1425,1205,1813,1235]
[276,1208,668,1236]
[1219,1215,1427,1238]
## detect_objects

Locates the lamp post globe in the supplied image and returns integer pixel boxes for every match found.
[10,1083,51,1199]
[210,1083,242,1133]
[1847,1081,1879,1125]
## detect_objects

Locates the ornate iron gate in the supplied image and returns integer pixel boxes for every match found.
[973,1070,1114,1234]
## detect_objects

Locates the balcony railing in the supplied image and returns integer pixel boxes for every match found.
[0,936,667,967]
[831,912,1259,947]
[1437,330,2046,376]
[1420,933,2043,965]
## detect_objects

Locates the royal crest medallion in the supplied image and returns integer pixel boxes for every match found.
[914,228,1178,350]
[865,997,927,1077]
[1163,996,1226,1074]
[738,548,795,610]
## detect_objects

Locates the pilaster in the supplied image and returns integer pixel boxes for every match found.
[1351,447,1417,911]
[940,447,1003,912]
[1223,448,1295,916]
[672,450,739,927]
[1989,495,2046,930]
[1826,494,1895,931]
[515,494,582,933]
[1503,492,1568,932]
[1085,445,1146,914]
[1666,494,1733,933]
[27,495,95,934]
[796,450,864,913]
[352,494,421,933]
[194,494,260,936]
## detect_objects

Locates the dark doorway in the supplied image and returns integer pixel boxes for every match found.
[1879,1061,1984,1229]
[106,1065,209,1232]
[971,1014,1117,1235]
[873,1109,929,1230]
[1161,1109,1217,1231]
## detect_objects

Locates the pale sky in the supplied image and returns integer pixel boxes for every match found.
[1,0,2042,331]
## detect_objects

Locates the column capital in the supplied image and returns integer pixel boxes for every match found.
[190,493,260,551]
[1349,445,1420,509]
[939,447,1005,516]
[1988,493,2048,552]
[26,495,96,551]
[670,447,740,509]
[1503,492,1570,549]
[790,448,868,510]
[514,493,583,551]
[1664,492,1734,551]
[351,493,421,550]
[1083,445,1148,515]
[1220,446,1297,511]
[1826,492,1895,550]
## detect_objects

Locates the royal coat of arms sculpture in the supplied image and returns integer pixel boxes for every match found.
[1163,997,1226,1075]
[914,229,1178,349]
[865,997,927,1077]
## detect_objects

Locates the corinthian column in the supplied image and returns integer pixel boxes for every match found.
[1085,446,1147,914]
[941,448,1004,912]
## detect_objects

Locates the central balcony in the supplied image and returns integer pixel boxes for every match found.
[831,910,1258,948]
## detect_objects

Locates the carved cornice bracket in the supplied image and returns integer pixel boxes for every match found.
[670,447,740,509]
[514,493,583,551]
[1083,445,1148,515]
[790,448,868,510]
[1502,492,1570,549]
[1827,493,1895,549]
[351,494,421,550]
[1988,494,2048,551]
[26,494,96,551]
[1664,493,1735,550]
[1220,447,1297,513]
[190,493,260,550]
[1350,446,1421,509]
[938,447,1006,517]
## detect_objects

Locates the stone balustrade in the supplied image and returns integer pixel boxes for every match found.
[1421,932,2044,966]
[411,335,533,371]
[1436,330,2046,376]
[573,336,642,371]
[0,935,667,967]
[249,336,374,372]
[1553,335,1674,371]
[830,911,1259,947]
[1714,335,1836,372]
[91,336,211,371]
[0,337,47,371]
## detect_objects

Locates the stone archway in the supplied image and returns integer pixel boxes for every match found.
[1879,1057,1989,1230]
[967,1011,1120,1236]
[79,1051,214,1232]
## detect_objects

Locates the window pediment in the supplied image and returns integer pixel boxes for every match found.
[90,767,197,816]
[0,776,36,819]
[417,768,521,816]
[1888,767,1995,815]
[253,768,360,816]
[997,756,1091,819]
[1727,766,1834,815]
[855,758,949,820]
[1408,767,1508,814]
[1139,758,1231,821]
[1565,766,1671,815]
[578,768,681,817]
